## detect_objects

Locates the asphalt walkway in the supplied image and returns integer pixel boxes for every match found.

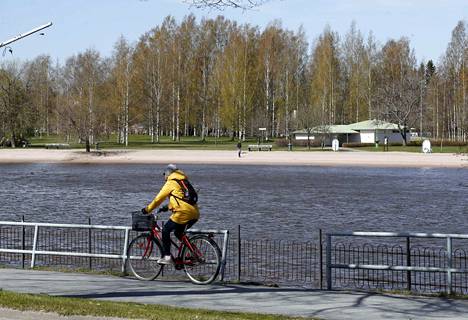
[2,268,468,320]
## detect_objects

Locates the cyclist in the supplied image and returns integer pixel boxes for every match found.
[142,164,199,265]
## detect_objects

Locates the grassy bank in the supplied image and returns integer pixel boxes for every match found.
[25,134,468,153]
[27,134,328,152]
[29,135,260,151]
[0,290,316,320]
[349,145,468,153]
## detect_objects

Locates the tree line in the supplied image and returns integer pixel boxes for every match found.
[0,16,467,150]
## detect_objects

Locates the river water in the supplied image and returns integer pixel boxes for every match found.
[0,163,467,241]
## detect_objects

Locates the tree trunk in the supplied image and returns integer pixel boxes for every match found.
[124,61,130,147]
[176,85,180,142]
[265,57,270,140]
[85,136,90,153]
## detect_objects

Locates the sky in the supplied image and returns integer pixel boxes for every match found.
[0,0,466,64]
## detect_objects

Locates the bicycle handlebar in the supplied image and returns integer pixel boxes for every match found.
[157,205,169,213]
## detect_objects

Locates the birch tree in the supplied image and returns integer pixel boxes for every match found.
[443,20,467,141]
[24,55,55,137]
[342,22,367,123]
[308,26,341,126]
[375,38,419,144]
[63,49,105,152]
[0,62,31,147]
[111,36,134,146]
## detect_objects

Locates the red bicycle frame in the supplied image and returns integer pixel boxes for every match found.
[144,220,203,266]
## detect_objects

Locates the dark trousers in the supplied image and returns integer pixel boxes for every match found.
[162,219,197,256]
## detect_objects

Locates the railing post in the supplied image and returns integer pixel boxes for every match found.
[319,228,323,289]
[237,225,241,283]
[30,225,39,268]
[219,230,229,282]
[406,236,411,291]
[121,228,130,274]
[326,233,332,290]
[447,236,452,295]
[21,215,25,269]
[88,217,92,270]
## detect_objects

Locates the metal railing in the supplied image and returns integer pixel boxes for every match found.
[220,225,321,286]
[327,231,468,294]
[0,220,229,280]
[4,221,468,294]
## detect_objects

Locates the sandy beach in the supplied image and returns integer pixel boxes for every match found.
[0,148,466,168]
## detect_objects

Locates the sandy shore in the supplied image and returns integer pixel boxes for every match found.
[0,148,467,168]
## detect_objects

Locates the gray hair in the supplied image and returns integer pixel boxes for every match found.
[163,164,178,177]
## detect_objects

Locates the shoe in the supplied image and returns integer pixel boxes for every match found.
[157,255,174,265]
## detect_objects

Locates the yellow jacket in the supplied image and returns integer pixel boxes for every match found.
[145,170,200,224]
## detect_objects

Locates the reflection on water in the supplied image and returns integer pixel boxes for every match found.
[0,163,467,241]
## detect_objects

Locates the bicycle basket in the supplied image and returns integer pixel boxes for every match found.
[131,212,154,231]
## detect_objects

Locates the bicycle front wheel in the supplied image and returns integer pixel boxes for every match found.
[126,234,163,281]
[181,234,221,285]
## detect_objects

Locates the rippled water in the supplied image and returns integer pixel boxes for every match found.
[0,164,467,241]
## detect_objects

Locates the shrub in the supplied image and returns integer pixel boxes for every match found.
[430,140,467,147]
[407,141,422,146]
[275,138,322,148]
[275,138,289,147]
[342,143,375,148]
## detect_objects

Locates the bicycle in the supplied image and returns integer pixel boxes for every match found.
[126,208,222,285]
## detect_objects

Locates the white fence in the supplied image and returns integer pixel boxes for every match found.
[326,231,468,294]
[0,220,229,280]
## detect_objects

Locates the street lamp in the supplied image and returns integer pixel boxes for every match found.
[0,22,53,52]
[419,79,425,139]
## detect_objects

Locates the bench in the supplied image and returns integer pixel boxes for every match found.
[248,144,272,151]
[45,143,70,149]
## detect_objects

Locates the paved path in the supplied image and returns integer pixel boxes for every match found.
[2,269,468,320]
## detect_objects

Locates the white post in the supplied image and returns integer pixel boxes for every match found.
[447,237,453,295]
[220,230,229,281]
[121,228,130,273]
[30,225,39,268]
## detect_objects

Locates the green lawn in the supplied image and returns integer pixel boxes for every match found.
[26,135,468,153]
[0,290,317,320]
[348,145,468,153]
[29,135,260,150]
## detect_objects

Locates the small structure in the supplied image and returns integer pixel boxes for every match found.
[293,120,409,146]
[422,140,432,154]
[332,139,339,152]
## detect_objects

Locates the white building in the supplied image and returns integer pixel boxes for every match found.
[293,120,408,145]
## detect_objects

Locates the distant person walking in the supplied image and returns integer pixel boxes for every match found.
[237,142,242,158]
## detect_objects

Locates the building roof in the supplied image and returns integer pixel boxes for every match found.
[321,125,357,134]
[292,125,356,135]
[348,119,400,131]
[293,120,401,135]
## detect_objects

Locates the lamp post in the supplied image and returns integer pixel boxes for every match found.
[419,79,424,139]
[0,22,53,51]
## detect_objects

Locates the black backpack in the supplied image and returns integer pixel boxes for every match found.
[171,178,198,206]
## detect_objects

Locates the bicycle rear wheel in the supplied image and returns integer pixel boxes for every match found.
[126,234,163,281]
[181,234,221,285]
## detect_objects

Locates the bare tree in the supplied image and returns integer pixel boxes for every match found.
[185,0,269,10]
[374,38,420,145]
[376,75,420,144]
[24,55,55,137]
[111,36,134,146]
[62,49,105,152]
[0,62,32,147]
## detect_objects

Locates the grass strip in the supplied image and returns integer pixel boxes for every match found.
[0,290,317,320]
